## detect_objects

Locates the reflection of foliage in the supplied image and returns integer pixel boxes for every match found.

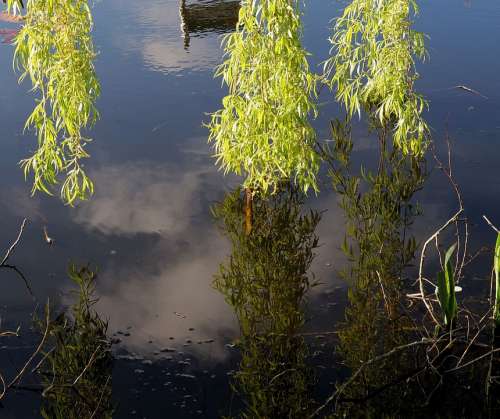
[39,265,113,419]
[325,0,429,155]
[12,0,99,205]
[213,187,319,417]
[208,0,319,195]
[322,120,427,416]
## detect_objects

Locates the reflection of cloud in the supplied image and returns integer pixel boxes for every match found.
[95,232,235,360]
[109,0,224,73]
[142,37,221,73]
[74,162,212,236]
[0,186,44,222]
[71,154,238,359]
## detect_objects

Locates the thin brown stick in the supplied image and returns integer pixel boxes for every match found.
[72,345,101,386]
[89,374,111,419]
[483,215,500,235]
[6,301,50,392]
[309,338,435,418]
[1,219,28,266]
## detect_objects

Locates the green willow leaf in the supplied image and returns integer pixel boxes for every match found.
[208,0,319,195]
[324,0,430,155]
[12,0,99,206]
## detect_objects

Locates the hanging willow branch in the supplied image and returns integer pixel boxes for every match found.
[325,0,429,155]
[11,0,99,205]
[208,0,319,195]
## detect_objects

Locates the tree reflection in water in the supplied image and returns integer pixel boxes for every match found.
[213,186,320,417]
[39,265,113,419]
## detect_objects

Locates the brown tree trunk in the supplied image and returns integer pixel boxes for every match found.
[244,187,253,235]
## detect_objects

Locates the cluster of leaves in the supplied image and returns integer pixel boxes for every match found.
[208,0,319,195]
[325,0,429,156]
[10,0,99,205]
[212,186,319,417]
[39,265,113,419]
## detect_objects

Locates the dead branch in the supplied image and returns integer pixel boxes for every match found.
[0,218,33,297]
[4,301,50,394]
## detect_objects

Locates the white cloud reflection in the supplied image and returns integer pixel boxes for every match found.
[109,0,224,74]
[71,149,239,360]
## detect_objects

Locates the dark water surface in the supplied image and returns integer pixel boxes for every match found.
[1,0,500,417]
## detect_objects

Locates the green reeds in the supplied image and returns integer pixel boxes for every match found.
[436,244,458,327]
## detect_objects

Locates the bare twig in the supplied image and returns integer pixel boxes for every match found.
[309,338,435,418]
[5,301,50,392]
[72,345,101,386]
[1,219,28,266]
[0,218,33,297]
[483,215,500,235]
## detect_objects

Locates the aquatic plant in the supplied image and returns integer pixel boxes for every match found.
[435,244,458,327]
[208,0,319,195]
[325,0,429,155]
[11,0,99,205]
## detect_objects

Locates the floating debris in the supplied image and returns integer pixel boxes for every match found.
[142,359,153,365]
[160,347,176,353]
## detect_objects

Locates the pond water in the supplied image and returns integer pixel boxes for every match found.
[1,0,500,417]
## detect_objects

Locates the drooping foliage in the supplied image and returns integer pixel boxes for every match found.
[325,0,429,155]
[10,0,99,205]
[208,0,319,195]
